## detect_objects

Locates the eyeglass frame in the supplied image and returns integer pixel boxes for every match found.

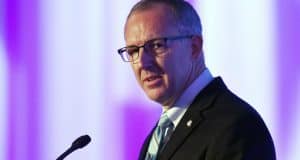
[117,35,193,62]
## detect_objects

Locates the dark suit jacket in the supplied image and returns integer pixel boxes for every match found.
[139,77,276,160]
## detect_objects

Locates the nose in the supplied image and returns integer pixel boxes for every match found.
[136,47,155,68]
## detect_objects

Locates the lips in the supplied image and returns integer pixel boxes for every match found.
[143,75,161,82]
[143,75,163,87]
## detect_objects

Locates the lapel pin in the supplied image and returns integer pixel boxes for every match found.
[186,120,192,127]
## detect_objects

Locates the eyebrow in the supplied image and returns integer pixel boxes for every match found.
[126,37,166,48]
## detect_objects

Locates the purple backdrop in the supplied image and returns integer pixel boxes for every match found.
[276,0,300,159]
[4,0,42,159]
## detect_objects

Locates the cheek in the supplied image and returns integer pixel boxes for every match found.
[131,64,141,82]
[162,52,190,83]
[160,58,177,85]
[163,52,182,71]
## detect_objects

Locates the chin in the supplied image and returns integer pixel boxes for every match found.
[147,93,163,103]
[146,90,169,105]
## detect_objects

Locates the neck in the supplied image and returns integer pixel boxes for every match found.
[162,62,206,110]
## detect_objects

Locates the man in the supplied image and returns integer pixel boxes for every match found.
[117,0,276,159]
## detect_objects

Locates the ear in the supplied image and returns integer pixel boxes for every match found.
[191,35,203,59]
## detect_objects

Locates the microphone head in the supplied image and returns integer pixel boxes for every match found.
[71,135,91,150]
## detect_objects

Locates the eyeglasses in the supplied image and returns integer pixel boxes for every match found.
[117,35,193,62]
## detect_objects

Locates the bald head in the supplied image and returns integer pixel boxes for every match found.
[125,0,202,37]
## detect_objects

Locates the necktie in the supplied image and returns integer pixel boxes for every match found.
[145,114,174,160]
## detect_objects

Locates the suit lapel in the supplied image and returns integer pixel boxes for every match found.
[138,126,156,160]
[159,77,227,160]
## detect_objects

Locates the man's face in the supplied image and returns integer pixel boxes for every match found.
[125,4,196,106]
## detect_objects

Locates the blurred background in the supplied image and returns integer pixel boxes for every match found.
[0,0,299,159]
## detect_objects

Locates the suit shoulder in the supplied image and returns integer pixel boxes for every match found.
[216,88,260,116]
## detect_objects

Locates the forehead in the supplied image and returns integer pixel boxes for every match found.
[125,4,178,45]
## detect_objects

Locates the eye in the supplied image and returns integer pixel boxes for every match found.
[151,40,165,49]
[127,47,139,56]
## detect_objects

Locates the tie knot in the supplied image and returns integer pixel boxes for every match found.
[158,114,172,127]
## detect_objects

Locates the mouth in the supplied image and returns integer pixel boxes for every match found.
[143,75,163,87]
[144,75,160,81]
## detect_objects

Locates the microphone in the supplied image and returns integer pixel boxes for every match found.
[56,135,91,160]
